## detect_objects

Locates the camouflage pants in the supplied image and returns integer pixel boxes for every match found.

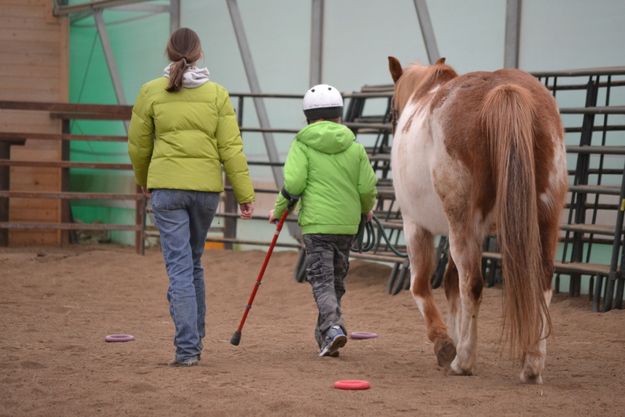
[303,234,353,348]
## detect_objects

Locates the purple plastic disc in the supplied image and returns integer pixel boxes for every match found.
[350,331,378,340]
[105,334,135,343]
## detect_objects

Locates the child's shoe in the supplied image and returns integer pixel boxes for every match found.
[169,356,199,367]
[319,325,347,357]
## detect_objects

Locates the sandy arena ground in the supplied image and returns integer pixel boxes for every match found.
[1,245,624,417]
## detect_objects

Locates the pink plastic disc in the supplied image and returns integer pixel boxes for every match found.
[105,334,135,343]
[350,331,378,340]
[334,380,371,390]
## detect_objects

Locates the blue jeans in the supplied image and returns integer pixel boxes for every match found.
[150,189,220,362]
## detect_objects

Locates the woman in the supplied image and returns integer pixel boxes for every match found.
[128,28,255,367]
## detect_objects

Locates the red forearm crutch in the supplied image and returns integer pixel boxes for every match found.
[230,207,292,346]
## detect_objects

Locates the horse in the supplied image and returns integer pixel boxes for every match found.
[387,56,568,383]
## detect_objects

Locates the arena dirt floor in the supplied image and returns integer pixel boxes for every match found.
[1,245,624,417]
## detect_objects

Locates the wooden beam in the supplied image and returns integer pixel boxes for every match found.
[0,191,142,200]
[0,132,127,142]
[0,222,140,231]
[53,0,146,16]
[50,111,130,121]
[0,160,132,170]
[0,100,132,114]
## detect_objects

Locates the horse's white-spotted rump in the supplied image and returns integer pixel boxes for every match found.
[388,56,567,383]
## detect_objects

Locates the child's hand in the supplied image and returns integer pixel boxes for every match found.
[268,209,278,224]
[239,202,254,219]
[366,210,374,222]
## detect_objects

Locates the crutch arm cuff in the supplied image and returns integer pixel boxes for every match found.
[280,187,300,211]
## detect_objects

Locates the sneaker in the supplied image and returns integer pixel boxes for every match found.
[319,325,347,357]
[169,357,199,367]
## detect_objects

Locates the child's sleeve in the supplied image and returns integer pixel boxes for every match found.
[273,141,308,218]
[357,144,377,213]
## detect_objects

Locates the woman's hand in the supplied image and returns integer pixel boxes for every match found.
[366,210,373,222]
[239,202,254,219]
[268,209,277,224]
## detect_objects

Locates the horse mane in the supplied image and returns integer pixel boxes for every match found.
[405,59,458,104]
[395,59,458,133]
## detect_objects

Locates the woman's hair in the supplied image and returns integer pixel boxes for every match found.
[165,27,202,92]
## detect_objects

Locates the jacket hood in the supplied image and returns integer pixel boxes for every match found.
[163,64,210,88]
[296,121,354,154]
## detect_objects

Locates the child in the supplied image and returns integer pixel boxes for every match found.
[269,84,377,357]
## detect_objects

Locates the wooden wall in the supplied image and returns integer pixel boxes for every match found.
[0,0,68,245]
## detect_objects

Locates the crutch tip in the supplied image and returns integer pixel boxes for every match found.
[230,330,242,346]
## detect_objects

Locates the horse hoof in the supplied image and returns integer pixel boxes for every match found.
[434,337,456,368]
[520,371,543,385]
[449,359,473,376]
[450,368,474,376]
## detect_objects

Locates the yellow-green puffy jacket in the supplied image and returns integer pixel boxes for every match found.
[128,77,255,203]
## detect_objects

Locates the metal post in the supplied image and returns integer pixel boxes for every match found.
[0,142,9,246]
[135,186,146,255]
[504,0,522,68]
[94,10,128,132]
[310,0,324,86]
[170,0,180,33]
[225,0,299,239]
[572,81,598,300]
[413,0,440,64]
[601,161,625,311]
[60,120,71,245]
[225,0,282,185]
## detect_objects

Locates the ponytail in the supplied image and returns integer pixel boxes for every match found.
[165,28,202,93]
[166,58,190,93]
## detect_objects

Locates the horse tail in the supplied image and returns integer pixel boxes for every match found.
[481,84,551,359]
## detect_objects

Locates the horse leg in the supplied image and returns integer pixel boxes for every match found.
[443,255,460,345]
[520,212,559,384]
[447,229,484,376]
[404,220,456,367]
[519,290,551,384]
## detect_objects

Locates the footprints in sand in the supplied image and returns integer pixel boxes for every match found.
[128,382,158,394]
[20,361,46,369]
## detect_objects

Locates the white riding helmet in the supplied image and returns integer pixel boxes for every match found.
[302,84,343,121]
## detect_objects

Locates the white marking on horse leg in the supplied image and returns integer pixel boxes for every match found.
[540,137,568,212]
[412,294,426,318]
[450,293,480,376]
[447,299,460,345]
[520,289,552,384]
[447,232,483,376]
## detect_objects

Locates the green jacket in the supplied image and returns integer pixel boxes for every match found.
[273,121,377,235]
[128,77,254,203]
